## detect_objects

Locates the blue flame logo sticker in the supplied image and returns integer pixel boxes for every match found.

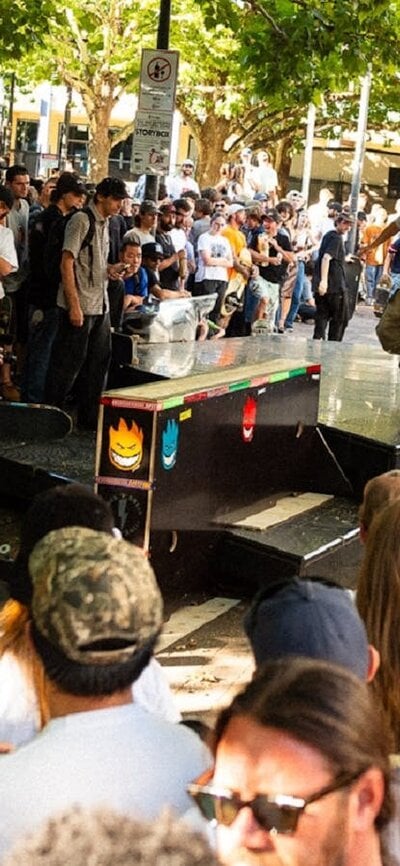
[161,419,179,470]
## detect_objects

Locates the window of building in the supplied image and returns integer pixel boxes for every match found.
[15,120,38,152]
[109,131,133,172]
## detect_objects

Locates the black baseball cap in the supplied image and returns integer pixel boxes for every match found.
[327,200,343,213]
[140,200,161,216]
[95,177,128,199]
[141,242,164,259]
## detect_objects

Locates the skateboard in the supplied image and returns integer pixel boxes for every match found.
[0,401,72,441]
[373,281,391,319]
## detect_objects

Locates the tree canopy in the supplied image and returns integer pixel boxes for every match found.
[1,0,400,185]
[0,0,53,59]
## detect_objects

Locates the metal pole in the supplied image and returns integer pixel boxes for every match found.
[301,103,315,206]
[157,0,171,49]
[4,72,15,160]
[59,85,72,171]
[348,68,371,254]
[144,0,172,201]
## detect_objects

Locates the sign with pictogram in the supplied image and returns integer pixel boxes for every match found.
[147,57,172,83]
[132,49,179,175]
[138,49,179,113]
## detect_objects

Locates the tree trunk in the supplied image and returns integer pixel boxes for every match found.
[192,114,234,188]
[275,135,294,197]
[86,99,114,182]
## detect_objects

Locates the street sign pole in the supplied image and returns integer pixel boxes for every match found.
[143,0,172,201]
[348,69,372,254]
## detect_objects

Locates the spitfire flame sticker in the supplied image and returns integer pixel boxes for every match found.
[242,396,257,443]
[109,418,144,471]
[161,418,179,470]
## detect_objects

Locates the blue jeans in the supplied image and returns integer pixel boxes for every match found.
[20,306,60,403]
[285,260,305,328]
[365,265,382,300]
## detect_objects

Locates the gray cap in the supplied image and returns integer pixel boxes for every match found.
[227,203,246,217]
[30,526,163,665]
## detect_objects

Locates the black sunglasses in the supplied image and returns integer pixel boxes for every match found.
[187,772,362,835]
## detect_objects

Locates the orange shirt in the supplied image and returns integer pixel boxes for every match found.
[363,224,389,266]
[222,225,246,280]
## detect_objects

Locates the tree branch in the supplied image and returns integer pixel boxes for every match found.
[245,0,288,39]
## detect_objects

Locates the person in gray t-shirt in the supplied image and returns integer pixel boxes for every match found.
[46,177,127,429]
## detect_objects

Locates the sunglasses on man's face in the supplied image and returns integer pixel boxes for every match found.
[187,772,362,835]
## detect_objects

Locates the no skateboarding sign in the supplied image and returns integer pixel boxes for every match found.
[132,49,179,175]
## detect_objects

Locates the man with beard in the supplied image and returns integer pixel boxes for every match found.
[155,203,189,295]
[188,657,392,866]
[167,159,200,201]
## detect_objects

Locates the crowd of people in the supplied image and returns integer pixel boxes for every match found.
[0,466,398,866]
[1,153,399,423]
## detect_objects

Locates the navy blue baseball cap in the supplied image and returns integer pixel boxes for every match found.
[244,578,369,679]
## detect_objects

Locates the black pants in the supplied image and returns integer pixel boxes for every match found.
[107,279,125,330]
[313,292,348,342]
[46,309,111,429]
[202,279,228,323]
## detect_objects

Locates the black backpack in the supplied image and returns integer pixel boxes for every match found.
[44,206,96,287]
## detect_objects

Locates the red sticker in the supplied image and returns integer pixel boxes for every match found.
[242,396,257,443]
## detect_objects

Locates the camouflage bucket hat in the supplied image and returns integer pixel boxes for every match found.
[29,526,163,665]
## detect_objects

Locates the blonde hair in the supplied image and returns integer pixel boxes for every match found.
[357,499,400,750]
[0,600,48,730]
[359,470,400,532]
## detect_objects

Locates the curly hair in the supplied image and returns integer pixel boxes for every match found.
[3,807,219,866]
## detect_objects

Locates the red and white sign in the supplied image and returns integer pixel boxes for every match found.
[132,49,179,175]
[139,49,179,113]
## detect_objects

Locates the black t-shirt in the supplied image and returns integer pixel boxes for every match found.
[315,229,346,294]
[249,227,292,283]
[28,204,64,307]
[155,230,179,290]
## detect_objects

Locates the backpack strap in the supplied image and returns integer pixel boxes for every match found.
[80,207,96,286]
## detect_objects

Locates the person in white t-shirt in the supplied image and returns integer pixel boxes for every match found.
[167,159,200,201]
[196,214,233,321]
[255,151,278,203]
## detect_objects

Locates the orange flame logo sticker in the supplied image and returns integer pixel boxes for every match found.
[109,418,144,472]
